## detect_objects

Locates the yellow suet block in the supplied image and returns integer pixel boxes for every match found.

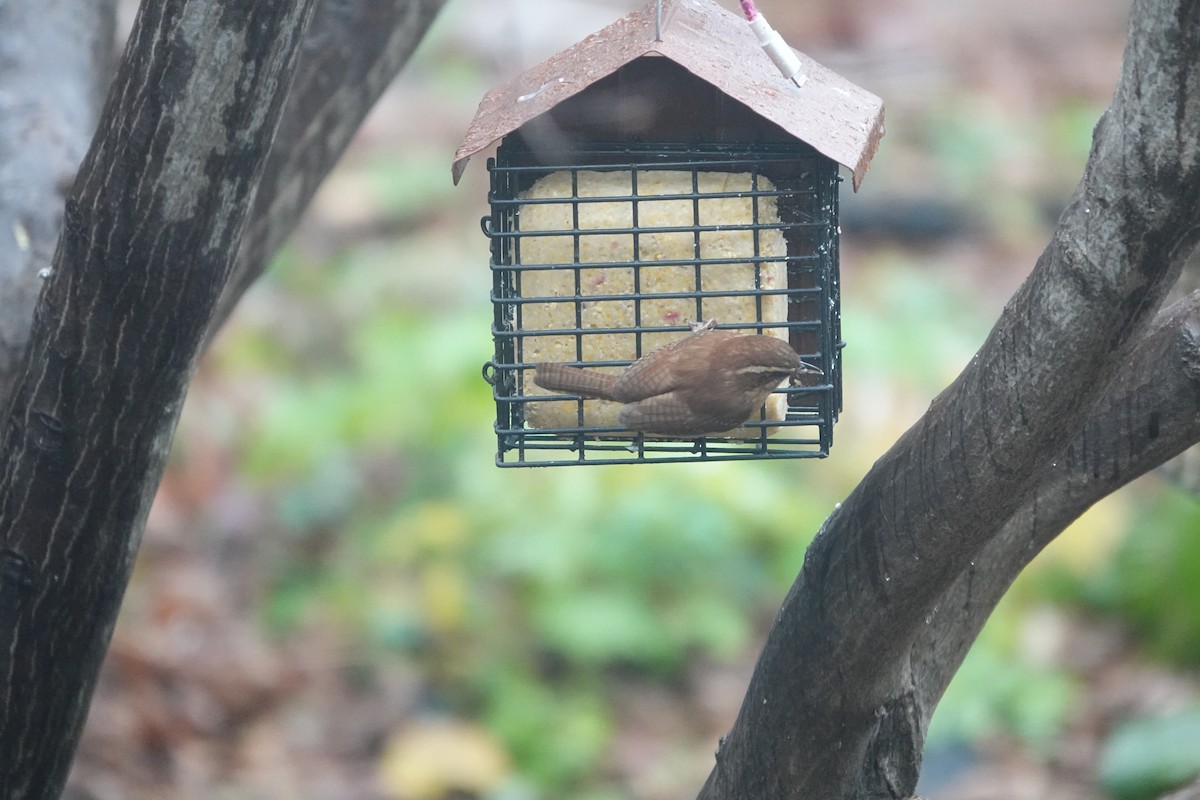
[516,170,790,436]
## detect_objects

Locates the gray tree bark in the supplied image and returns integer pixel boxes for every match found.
[212,0,448,336]
[0,1,321,794]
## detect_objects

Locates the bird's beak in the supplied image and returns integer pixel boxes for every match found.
[795,359,824,377]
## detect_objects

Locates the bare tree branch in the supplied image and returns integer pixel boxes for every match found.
[0,0,117,403]
[1161,776,1200,800]
[700,0,1200,796]
[913,290,1200,732]
[210,0,448,335]
[0,1,317,795]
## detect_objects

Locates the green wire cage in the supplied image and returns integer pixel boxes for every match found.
[452,0,883,467]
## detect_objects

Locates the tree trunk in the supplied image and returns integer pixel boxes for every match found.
[0,0,446,793]
[0,1,317,795]
[0,0,117,403]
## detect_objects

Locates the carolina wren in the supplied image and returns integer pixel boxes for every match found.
[532,322,822,437]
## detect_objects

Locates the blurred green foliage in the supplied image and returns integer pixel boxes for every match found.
[1081,486,1200,665]
[844,255,993,393]
[218,236,1200,794]
[219,247,842,788]
[197,90,1200,793]
[927,598,1079,747]
[1100,709,1200,800]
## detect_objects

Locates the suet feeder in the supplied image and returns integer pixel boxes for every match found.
[453,0,883,467]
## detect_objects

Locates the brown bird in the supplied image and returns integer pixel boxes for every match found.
[532,323,822,436]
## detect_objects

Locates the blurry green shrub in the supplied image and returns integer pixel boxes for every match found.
[213,147,1193,792]
[222,281,835,789]
[1081,485,1200,666]
[927,597,1078,747]
[844,260,991,394]
[234,307,492,484]
[355,462,830,788]
[1099,709,1200,800]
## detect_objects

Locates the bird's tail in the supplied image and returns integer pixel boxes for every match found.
[532,363,618,401]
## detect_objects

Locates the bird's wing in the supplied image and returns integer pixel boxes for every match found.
[618,392,709,436]
[611,330,729,401]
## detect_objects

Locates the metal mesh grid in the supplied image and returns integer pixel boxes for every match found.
[483,140,842,467]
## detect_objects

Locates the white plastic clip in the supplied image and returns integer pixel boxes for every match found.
[742,2,806,88]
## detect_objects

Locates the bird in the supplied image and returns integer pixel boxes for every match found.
[531,321,822,437]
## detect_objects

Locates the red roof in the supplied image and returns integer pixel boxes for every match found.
[452,0,884,189]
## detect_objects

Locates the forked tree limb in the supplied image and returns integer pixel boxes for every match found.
[911,292,1200,717]
[699,0,1200,796]
[210,0,448,336]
